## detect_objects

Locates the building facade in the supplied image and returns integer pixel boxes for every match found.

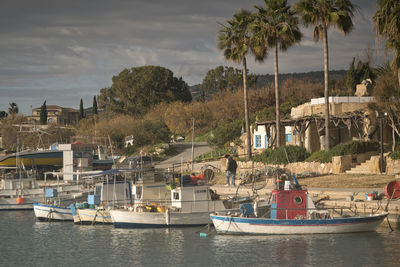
[27,105,79,125]
[246,96,392,154]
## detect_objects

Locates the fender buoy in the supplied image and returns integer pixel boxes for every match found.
[16,197,24,204]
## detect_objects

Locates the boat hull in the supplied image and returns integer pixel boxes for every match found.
[0,201,35,210]
[33,203,73,221]
[210,213,388,235]
[110,209,212,228]
[0,150,63,167]
[73,209,113,225]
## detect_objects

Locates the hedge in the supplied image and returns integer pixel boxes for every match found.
[306,140,379,163]
[253,145,310,165]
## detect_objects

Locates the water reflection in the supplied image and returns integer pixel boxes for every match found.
[0,211,399,267]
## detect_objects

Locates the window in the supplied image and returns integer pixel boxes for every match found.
[255,135,261,148]
[285,126,292,142]
[285,133,292,142]
[265,136,269,148]
[294,196,303,205]
[173,192,180,200]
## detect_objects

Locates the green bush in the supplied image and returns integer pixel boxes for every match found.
[195,147,235,162]
[306,140,380,163]
[305,150,332,163]
[329,140,379,156]
[206,120,242,148]
[390,151,400,160]
[253,145,310,164]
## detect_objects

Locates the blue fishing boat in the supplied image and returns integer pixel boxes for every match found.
[210,179,388,235]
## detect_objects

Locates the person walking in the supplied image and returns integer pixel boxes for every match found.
[225,154,237,187]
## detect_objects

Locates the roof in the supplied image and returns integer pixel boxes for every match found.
[32,105,78,112]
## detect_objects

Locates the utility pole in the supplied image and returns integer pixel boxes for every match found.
[191,118,194,171]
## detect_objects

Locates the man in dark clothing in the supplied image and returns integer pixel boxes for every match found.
[225,154,237,187]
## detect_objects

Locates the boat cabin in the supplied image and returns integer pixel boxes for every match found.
[132,181,170,204]
[1,178,39,190]
[271,189,315,219]
[171,185,225,213]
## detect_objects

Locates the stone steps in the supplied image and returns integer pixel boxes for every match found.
[346,158,376,174]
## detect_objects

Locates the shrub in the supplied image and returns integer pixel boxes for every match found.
[195,147,235,162]
[253,145,310,165]
[305,150,332,163]
[390,151,400,160]
[306,140,380,163]
[206,120,242,148]
[329,140,379,156]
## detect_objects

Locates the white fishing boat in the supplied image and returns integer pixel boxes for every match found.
[33,202,75,222]
[110,180,238,228]
[0,177,44,210]
[1,173,86,211]
[210,181,388,235]
[32,171,98,221]
[71,179,132,225]
[32,186,88,221]
[71,168,168,225]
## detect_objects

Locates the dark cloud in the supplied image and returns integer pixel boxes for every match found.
[0,0,386,114]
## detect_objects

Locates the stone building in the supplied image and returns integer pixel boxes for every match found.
[239,95,392,155]
[27,105,79,125]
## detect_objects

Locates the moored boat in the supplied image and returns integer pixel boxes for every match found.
[33,203,74,221]
[0,177,44,210]
[110,178,241,228]
[72,179,132,225]
[210,183,388,235]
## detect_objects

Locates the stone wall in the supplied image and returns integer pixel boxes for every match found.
[332,151,379,173]
[237,160,333,175]
[386,158,400,175]
[236,151,380,175]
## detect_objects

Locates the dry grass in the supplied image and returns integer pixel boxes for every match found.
[296,174,397,189]
[213,172,397,189]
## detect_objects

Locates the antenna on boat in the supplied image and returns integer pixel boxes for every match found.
[107,135,116,168]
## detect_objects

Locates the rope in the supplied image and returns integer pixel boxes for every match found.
[46,209,53,222]
[91,210,99,225]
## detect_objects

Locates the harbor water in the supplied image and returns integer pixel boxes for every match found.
[1,211,399,266]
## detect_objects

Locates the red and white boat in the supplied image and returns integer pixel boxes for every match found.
[211,181,388,235]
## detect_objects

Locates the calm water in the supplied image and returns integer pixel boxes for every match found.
[0,211,399,267]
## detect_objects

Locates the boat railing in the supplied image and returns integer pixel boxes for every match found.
[268,206,363,219]
[116,198,228,212]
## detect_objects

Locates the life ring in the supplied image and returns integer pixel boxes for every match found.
[16,197,24,204]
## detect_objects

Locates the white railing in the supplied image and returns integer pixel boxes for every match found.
[310,96,375,105]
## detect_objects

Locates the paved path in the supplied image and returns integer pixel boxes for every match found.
[155,142,213,170]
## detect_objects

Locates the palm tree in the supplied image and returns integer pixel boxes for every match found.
[295,0,355,150]
[218,9,258,160]
[373,0,400,87]
[253,0,302,147]
[8,102,19,115]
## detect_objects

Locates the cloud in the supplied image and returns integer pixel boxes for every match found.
[0,0,385,114]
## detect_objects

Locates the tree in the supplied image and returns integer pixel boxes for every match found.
[8,102,18,115]
[345,57,374,93]
[200,66,257,100]
[218,9,256,160]
[253,0,302,147]
[0,111,7,119]
[99,66,192,115]
[295,0,355,150]
[93,96,98,115]
[373,0,400,87]
[79,99,85,120]
[40,101,47,125]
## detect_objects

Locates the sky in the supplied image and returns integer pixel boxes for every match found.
[0,0,388,115]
